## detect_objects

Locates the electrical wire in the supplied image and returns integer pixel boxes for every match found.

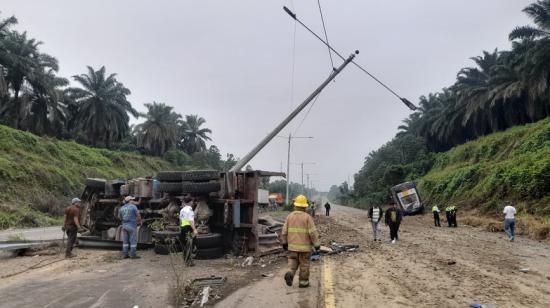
[317,0,334,70]
[283,6,417,111]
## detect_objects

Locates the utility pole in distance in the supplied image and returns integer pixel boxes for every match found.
[278,135,314,206]
[291,161,316,194]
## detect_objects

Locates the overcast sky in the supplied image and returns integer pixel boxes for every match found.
[2,0,533,190]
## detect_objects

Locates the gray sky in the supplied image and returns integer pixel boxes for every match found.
[2,0,532,190]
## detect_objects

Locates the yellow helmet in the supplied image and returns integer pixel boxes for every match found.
[294,195,309,207]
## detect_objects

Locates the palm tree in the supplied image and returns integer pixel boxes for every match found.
[509,0,550,41]
[135,102,182,156]
[68,66,137,147]
[179,114,212,154]
[0,31,42,128]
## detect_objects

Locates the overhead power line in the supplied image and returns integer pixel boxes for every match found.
[283,6,417,111]
[316,0,334,70]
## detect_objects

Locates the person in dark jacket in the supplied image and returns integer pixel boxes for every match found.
[368,204,383,241]
[324,202,331,216]
[385,201,403,244]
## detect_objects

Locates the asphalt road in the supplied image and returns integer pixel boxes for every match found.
[0,226,63,241]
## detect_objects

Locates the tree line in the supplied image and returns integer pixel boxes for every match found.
[0,13,235,169]
[337,0,550,205]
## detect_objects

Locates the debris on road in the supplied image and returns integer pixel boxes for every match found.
[242,256,254,267]
[191,276,226,287]
[199,286,211,307]
[261,273,274,278]
[519,268,530,273]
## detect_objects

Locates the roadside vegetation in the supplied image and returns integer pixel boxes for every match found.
[0,11,241,229]
[333,1,550,238]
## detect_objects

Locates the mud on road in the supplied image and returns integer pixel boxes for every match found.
[326,204,550,308]
[1,204,549,308]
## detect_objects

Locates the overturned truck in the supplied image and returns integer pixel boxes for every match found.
[79,169,284,258]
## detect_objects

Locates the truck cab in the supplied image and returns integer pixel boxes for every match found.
[390,182,424,215]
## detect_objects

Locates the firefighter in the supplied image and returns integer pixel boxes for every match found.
[432,204,441,227]
[281,195,320,288]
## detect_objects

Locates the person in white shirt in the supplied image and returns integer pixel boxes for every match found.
[368,204,383,241]
[503,201,517,242]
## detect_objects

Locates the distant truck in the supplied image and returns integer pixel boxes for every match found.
[390,182,424,215]
[268,193,284,205]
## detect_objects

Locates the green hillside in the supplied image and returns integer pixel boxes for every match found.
[417,118,550,238]
[0,125,174,229]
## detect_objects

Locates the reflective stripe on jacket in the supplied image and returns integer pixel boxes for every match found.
[281,210,320,252]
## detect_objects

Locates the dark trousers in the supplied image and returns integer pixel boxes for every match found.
[65,225,77,256]
[179,225,194,251]
[446,212,457,227]
[325,209,330,216]
[389,223,400,240]
[433,212,441,227]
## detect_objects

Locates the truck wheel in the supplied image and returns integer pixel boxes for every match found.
[156,171,185,182]
[195,246,224,259]
[196,233,222,249]
[158,182,184,193]
[181,170,220,182]
[181,182,221,194]
[86,178,106,190]
[152,230,180,242]
[153,243,170,255]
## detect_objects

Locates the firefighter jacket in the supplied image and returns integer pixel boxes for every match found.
[281,210,320,252]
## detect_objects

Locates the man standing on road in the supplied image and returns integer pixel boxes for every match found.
[281,195,320,288]
[368,204,383,241]
[180,195,198,250]
[324,202,331,216]
[445,205,458,227]
[385,201,403,244]
[63,197,83,258]
[503,201,517,242]
[119,196,142,259]
[432,204,441,227]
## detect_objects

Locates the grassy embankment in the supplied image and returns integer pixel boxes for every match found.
[417,118,550,239]
[0,124,174,230]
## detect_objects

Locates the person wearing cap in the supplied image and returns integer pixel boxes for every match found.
[281,194,320,288]
[63,197,83,258]
[119,196,142,259]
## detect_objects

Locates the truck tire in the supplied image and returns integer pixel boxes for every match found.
[152,230,180,242]
[86,178,106,189]
[156,171,185,182]
[157,170,220,182]
[153,243,170,255]
[195,246,224,259]
[196,233,222,249]
[181,170,220,182]
[181,182,221,194]
[158,182,184,193]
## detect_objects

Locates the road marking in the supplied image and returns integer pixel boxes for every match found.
[322,257,336,308]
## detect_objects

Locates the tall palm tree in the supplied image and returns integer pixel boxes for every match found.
[179,114,212,154]
[0,14,17,104]
[0,31,42,128]
[509,0,550,41]
[135,102,182,156]
[68,66,137,148]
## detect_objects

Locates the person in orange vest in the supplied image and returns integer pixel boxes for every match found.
[281,195,321,288]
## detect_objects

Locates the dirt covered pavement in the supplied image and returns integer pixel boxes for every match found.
[0,247,285,307]
[325,204,550,308]
[1,204,549,308]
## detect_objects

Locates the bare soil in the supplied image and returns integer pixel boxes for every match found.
[328,204,550,308]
